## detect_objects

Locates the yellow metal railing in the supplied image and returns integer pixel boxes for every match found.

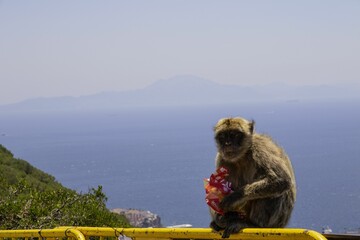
[61,227,328,240]
[0,227,328,240]
[0,228,85,240]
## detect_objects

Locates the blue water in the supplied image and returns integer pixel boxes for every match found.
[1,100,360,233]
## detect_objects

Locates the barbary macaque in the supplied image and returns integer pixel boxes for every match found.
[210,117,296,238]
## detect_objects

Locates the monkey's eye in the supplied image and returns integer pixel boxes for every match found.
[229,131,244,144]
[216,133,228,144]
[216,133,225,142]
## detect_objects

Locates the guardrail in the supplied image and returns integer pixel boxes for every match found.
[60,227,328,240]
[0,227,328,240]
[3,226,360,240]
[0,228,85,240]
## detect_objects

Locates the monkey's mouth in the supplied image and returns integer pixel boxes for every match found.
[222,147,238,157]
[222,146,236,153]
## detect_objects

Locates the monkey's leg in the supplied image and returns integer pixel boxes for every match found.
[248,197,291,228]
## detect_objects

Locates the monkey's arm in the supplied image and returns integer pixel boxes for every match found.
[220,165,292,211]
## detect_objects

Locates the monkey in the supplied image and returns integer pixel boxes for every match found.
[209,117,296,238]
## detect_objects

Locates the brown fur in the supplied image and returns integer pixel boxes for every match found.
[210,117,296,238]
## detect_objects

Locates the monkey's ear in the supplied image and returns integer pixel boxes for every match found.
[249,120,255,134]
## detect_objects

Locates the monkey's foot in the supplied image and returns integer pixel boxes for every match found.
[210,213,227,232]
[210,220,225,232]
[221,212,251,238]
[222,221,249,238]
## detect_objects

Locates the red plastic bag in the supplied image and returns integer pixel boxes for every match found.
[204,166,233,215]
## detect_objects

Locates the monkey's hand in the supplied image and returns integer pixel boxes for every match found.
[219,190,247,212]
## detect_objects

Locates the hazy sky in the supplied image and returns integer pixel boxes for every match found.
[1,1,359,105]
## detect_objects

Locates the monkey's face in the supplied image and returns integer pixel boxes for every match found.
[214,117,254,162]
[215,129,249,162]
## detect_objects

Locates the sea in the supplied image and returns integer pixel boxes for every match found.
[0,100,360,233]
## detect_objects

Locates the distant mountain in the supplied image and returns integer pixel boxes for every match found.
[1,75,359,112]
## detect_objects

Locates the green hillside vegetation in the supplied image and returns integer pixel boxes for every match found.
[0,144,130,229]
[0,145,63,192]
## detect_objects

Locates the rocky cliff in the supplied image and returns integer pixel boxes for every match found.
[112,208,162,228]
